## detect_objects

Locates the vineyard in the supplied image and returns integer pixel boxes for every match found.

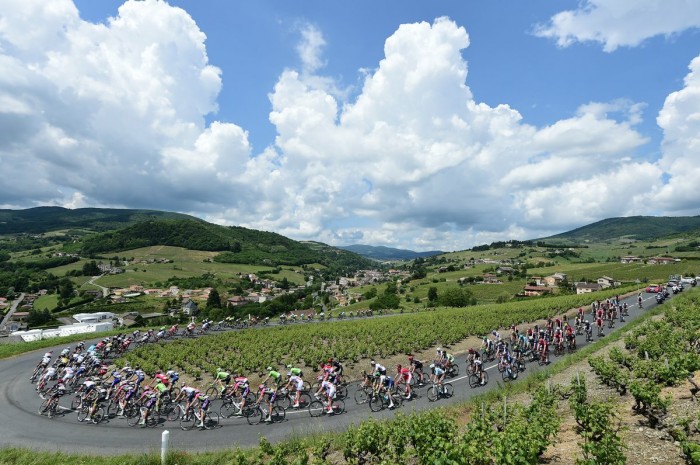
[587,290,700,464]
[118,287,632,379]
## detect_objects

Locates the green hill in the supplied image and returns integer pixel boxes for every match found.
[69,219,375,269]
[542,216,700,243]
[0,206,195,234]
[339,244,443,261]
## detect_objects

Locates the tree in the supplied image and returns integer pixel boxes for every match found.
[58,278,74,300]
[363,287,378,300]
[428,287,438,302]
[384,281,398,295]
[206,288,222,308]
[438,288,475,307]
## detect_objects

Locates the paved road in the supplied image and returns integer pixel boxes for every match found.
[0,289,676,455]
[0,293,26,331]
[87,275,109,298]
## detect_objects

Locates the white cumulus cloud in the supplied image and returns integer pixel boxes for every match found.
[535,0,700,52]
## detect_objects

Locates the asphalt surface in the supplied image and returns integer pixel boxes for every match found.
[0,289,677,455]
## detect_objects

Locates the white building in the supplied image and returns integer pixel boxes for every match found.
[73,312,115,324]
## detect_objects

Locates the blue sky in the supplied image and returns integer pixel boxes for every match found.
[1,0,700,250]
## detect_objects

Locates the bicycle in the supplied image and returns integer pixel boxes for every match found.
[501,363,518,382]
[242,400,285,425]
[179,405,220,430]
[308,397,345,417]
[368,389,403,412]
[468,370,489,388]
[77,400,105,425]
[38,394,62,418]
[554,341,565,357]
[427,382,453,401]
[220,392,255,418]
[353,385,374,405]
[276,387,312,410]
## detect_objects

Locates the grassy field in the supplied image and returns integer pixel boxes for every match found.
[45,246,308,289]
[32,294,59,311]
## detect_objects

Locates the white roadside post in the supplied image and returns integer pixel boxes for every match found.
[161,430,169,464]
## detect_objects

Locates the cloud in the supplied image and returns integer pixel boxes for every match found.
[535,0,700,52]
[0,0,264,214]
[0,2,697,251]
[653,55,700,212]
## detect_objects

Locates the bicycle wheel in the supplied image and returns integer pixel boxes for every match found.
[70,395,82,410]
[38,399,52,416]
[204,412,219,429]
[167,404,183,421]
[449,365,459,377]
[220,400,238,418]
[270,406,285,423]
[427,386,438,402]
[336,384,348,399]
[106,400,119,418]
[468,373,480,389]
[391,392,403,408]
[497,362,505,373]
[303,381,311,392]
[76,406,89,422]
[443,383,454,398]
[92,407,105,424]
[246,406,263,425]
[277,394,291,411]
[297,392,312,408]
[126,408,142,427]
[308,400,325,417]
[180,411,196,430]
[369,394,385,412]
[331,399,345,414]
[354,387,369,405]
[205,386,219,400]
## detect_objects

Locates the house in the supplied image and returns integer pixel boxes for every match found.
[226,296,249,308]
[181,300,199,316]
[597,276,616,288]
[576,283,602,294]
[543,273,567,287]
[529,276,545,287]
[647,257,677,265]
[482,273,502,284]
[522,286,552,297]
[83,290,102,299]
[9,312,29,322]
[496,266,515,275]
[620,256,642,264]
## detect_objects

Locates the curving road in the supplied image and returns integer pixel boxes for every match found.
[0,289,676,455]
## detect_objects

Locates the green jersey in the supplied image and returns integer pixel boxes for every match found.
[269,370,281,384]
[216,371,230,380]
[155,382,168,393]
[289,367,302,376]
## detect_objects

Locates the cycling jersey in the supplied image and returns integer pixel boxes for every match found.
[289,375,304,391]
[288,367,303,377]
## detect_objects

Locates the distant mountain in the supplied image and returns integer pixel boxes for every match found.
[542,216,700,243]
[0,206,195,234]
[339,244,443,261]
[0,207,376,270]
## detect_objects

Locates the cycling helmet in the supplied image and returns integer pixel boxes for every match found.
[373,372,381,378]
[217,368,223,372]
[266,366,273,371]
[396,364,402,369]
[370,360,376,365]
[286,364,292,369]
[408,354,414,360]
[429,364,435,369]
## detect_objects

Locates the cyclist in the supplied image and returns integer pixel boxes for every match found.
[637,292,643,308]
[407,354,425,384]
[537,333,549,364]
[396,364,413,399]
[319,379,337,413]
[370,360,386,376]
[177,383,200,417]
[472,350,486,385]
[166,370,179,393]
[37,366,57,395]
[372,372,395,409]
[86,385,108,424]
[284,371,305,408]
[596,315,604,336]
[429,363,446,392]
[37,351,53,370]
[328,358,344,383]
[441,350,455,373]
[231,374,251,414]
[565,324,576,349]
[256,384,277,422]
[552,328,564,353]
[138,388,158,427]
[584,319,593,341]
[196,394,210,428]
[261,366,283,390]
